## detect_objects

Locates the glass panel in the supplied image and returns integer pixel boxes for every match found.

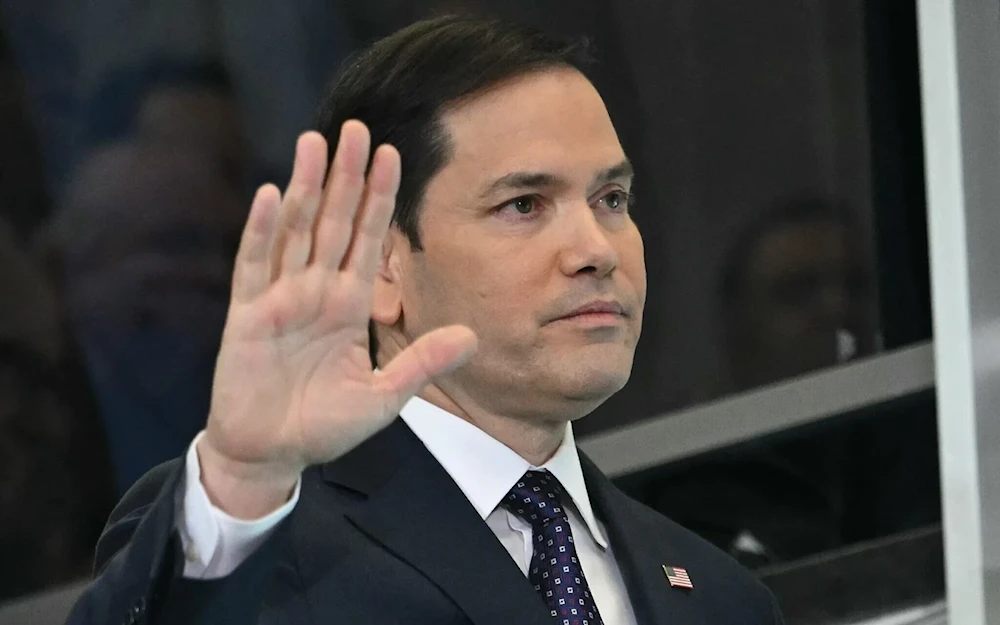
[760,526,945,625]
[573,0,930,433]
[614,391,942,619]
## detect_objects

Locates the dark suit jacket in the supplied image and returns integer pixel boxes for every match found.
[66,419,783,624]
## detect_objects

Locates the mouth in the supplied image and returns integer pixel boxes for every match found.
[550,300,628,326]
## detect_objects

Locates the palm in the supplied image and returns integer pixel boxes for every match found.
[206,123,476,475]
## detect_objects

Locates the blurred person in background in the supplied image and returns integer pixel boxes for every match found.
[643,197,879,566]
[47,61,249,495]
[0,215,114,601]
[718,197,939,549]
[720,197,878,392]
[0,29,114,600]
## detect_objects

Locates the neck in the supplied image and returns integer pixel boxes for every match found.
[418,383,568,466]
[375,331,574,465]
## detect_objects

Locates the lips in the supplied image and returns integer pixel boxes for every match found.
[554,300,627,321]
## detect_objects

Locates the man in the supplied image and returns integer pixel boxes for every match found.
[68,16,783,625]
[720,197,876,393]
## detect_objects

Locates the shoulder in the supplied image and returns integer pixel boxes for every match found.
[614,489,783,623]
[622,491,753,572]
[579,448,783,623]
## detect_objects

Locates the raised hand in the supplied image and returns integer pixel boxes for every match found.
[198,122,477,518]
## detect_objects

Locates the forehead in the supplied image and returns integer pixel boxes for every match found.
[435,68,624,187]
[749,221,859,278]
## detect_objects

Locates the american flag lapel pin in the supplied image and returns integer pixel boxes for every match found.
[663,565,694,590]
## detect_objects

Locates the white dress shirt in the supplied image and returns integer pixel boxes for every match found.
[176,397,638,624]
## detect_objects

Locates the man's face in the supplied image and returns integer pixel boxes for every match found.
[388,68,646,422]
[729,219,874,387]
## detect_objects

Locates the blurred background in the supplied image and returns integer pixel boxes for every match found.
[2,0,991,623]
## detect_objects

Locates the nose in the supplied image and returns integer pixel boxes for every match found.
[557,204,619,279]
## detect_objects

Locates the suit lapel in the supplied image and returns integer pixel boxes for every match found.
[580,452,709,625]
[321,420,553,625]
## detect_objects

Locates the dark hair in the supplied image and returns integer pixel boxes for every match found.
[313,15,592,365]
[316,15,592,249]
[720,195,862,306]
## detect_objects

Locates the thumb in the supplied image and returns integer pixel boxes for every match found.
[373,325,478,412]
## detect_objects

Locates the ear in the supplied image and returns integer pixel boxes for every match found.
[372,229,404,326]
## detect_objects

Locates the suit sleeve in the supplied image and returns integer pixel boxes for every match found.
[765,586,786,625]
[179,432,300,579]
[64,457,292,625]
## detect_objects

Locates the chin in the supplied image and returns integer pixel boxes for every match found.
[557,355,633,406]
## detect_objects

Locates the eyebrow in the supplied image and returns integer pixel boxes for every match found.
[593,159,634,191]
[479,158,634,199]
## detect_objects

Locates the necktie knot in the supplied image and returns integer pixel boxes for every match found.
[503,470,567,529]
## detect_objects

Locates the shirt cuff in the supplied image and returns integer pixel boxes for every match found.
[176,431,301,579]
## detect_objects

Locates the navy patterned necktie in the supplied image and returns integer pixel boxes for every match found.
[503,470,605,625]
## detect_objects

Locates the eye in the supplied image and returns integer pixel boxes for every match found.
[495,195,543,220]
[598,190,631,211]
[505,196,537,215]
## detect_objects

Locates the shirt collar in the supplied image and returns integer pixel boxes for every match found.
[399,396,608,549]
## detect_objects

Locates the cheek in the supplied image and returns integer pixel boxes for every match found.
[467,260,544,325]
[620,228,647,297]
[433,243,492,298]
[421,241,542,325]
